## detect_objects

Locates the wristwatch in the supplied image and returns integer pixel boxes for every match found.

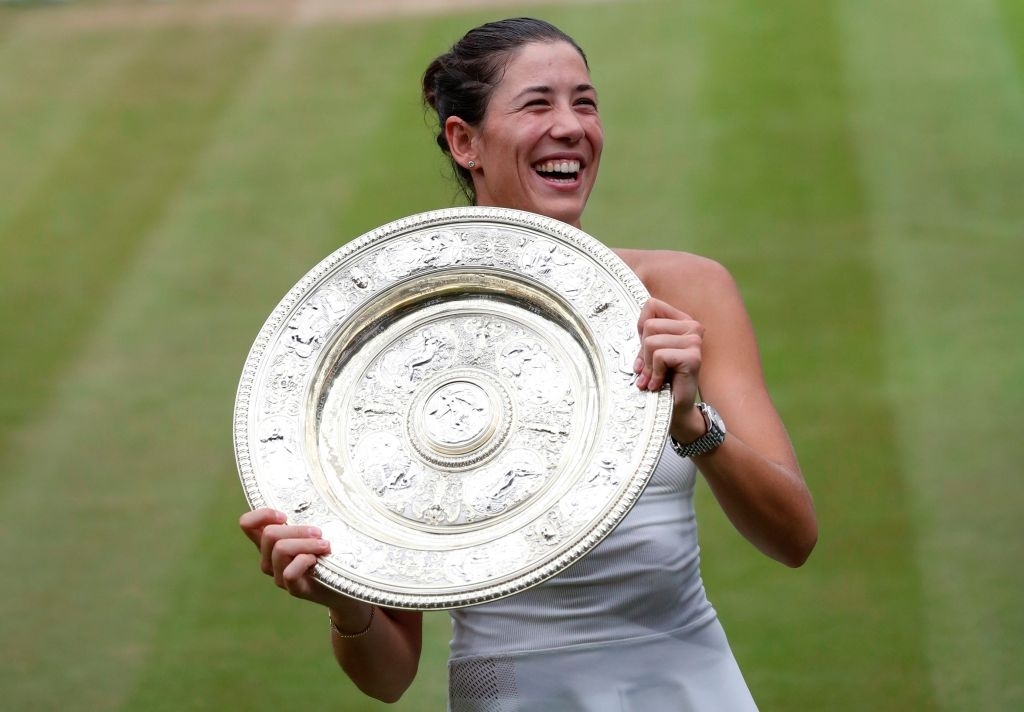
[669,402,726,458]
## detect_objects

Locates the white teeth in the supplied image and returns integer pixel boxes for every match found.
[535,160,581,174]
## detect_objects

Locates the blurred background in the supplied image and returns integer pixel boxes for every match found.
[1,0,1021,709]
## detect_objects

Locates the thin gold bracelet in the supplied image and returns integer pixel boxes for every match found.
[329,606,375,638]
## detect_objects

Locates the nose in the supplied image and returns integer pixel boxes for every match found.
[549,104,585,143]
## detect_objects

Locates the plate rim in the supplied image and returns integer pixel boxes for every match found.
[233,206,671,609]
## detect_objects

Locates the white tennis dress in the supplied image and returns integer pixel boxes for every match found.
[446,441,758,711]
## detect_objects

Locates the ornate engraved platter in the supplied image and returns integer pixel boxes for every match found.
[234,207,671,609]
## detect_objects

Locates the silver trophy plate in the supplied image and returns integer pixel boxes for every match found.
[234,207,671,609]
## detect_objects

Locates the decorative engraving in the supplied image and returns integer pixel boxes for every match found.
[262,354,306,417]
[604,318,642,382]
[285,303,331,359]
[349,267,371,289]
[234,207,671,610]
[465,449,547,517]
[375,326,455,384]
[422,382,492,450]
[524,508,574,550]
[377,230,463,279]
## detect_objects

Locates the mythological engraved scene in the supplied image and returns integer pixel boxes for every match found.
[323,311,586,530]
[236,210,671,605]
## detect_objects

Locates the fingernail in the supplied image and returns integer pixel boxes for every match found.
[307,526,322,537]
[633,357,643,373]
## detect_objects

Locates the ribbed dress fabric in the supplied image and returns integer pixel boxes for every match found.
[446,441,759,711]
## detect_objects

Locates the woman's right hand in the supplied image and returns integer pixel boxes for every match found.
[239,508,349,610]
[240,507,424,701]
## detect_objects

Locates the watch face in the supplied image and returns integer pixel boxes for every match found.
[703,404,725,435]
[711,411,725,434]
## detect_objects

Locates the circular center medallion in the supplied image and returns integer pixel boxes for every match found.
[421,381,494,454]
[407,369,513,470]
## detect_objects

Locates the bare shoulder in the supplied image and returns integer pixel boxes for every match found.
[613,248,740,316]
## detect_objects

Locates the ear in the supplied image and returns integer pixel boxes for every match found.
[445,116,479,170]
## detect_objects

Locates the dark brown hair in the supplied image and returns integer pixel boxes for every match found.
[422,18,588,204]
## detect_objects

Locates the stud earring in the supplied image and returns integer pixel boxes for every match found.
[467,160,476,169]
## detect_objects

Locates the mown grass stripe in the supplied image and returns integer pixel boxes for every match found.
[0,25,275,451]
[677,2,938,708]
[0,25,147,234]
[838,0,1024,708]
[3,2,1018,710]
[115,18,456,712]
[999,0,1024,79]
[0,24,281,711]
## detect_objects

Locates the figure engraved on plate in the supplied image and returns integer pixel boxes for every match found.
[524,509,574,549]
[519,240,587,295]
[376,231,463,279]
[463,317,508,359]
[310,287,350,319]
[256,416,300,484]
[498,339,551,378]
[604,318,642,381]
[583,452,622,489]
[353,432,415,498]
[486,236,517,268]
[410,476,463,526]
[349,266,371,289]
[423,383,491,447]
[376,326,454,384]
[285,303,331,359]
[468,449,547,516]
[327,522,386,574]
[518,239,565,276]
[264,354,305,417]
[257,416,294,453]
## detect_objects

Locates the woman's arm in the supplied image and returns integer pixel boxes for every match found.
[620,249,818,567]
[239,509,423,702]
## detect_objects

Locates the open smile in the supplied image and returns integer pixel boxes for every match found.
[533,159,581,185]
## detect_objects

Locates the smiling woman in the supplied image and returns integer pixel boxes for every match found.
[238,16,817,711]
[433,39,603,227]
[421,18,602,226]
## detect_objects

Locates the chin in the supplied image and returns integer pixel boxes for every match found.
[531,200,586,228]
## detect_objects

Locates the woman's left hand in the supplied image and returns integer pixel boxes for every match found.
[634,297,707,441]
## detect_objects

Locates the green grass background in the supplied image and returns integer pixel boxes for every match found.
[1,0,1022,710]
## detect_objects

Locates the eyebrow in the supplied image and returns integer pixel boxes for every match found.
[513,84,598,100]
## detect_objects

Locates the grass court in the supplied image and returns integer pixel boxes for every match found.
[1,0,1022,709]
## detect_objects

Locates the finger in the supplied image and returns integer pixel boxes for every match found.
[239,508,286,548]
[648,350,699,391]
[271,537,329,588]
[636,298,690,335]
[640,317,700,340]
[259,524,321,577]
[636,324,693,387]
[639,333,703,390]
[281,553,320,596]
[635,311,703,379]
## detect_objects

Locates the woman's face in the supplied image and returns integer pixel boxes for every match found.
[469,41,603,228]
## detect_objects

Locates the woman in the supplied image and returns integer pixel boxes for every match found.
[240,17,817,710]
